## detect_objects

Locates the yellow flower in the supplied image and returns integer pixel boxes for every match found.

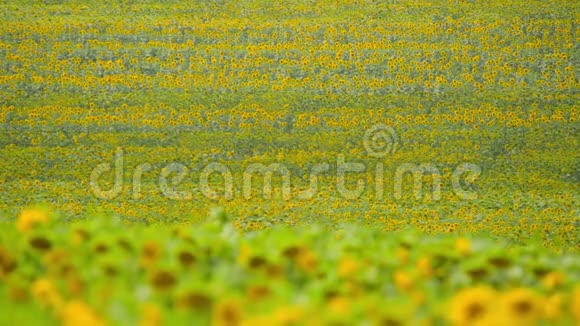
[175,291,212,311]
[71,228,90,247]
[213,299,243,326]
[31,278,63,311]
[448,286,496,325]
[394,270,414,293]
[499,288,543,326]
[61,300,106,326]
[455,238,471,256]
[328,296,351,316]
[338,256,359,278]
[176,250,196,268]
[542,294,562,321]
[296,249,318,274]
[246,285,270,302]
[16,208,49,233]
[149,270,176,291]
[541,271,564,290]
[273,305,305,325]
[139,303,162,326]
[416,256,432,278]
[140,241,161,268]
[0,246,17,278]
[240,315,274,326]
[571,286,580,323]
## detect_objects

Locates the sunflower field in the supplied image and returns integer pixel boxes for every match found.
[0,0,578,325]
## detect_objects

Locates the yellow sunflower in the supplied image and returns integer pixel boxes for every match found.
[338,255,360,278]
[31,278,63,312]
[571,286,580,324]
[140,241,161,268]
[61,300,106,326]
[16,208,49,233]
[0,246,17,277]
[273,305,306,325]
[139,303,162,326]
[499,288,543,326]
[213,299,243,326]
[448,286,496,325]
[455,238,471,256]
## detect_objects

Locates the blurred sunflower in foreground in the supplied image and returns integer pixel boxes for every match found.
[448,286,497,325]
[16,208,49,233]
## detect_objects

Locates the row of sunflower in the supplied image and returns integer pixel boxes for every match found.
[1,207,578,325]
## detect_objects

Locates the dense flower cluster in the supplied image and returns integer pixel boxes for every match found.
[0,211,579,325]
[0,0,577,324]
